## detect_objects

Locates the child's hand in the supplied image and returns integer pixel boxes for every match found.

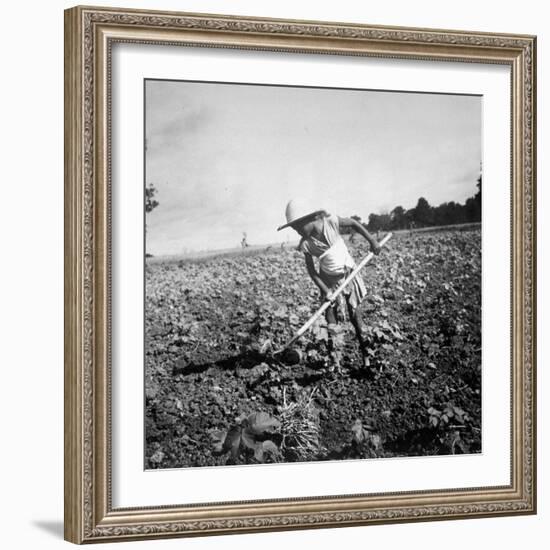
[372,242,382,255]
[320,289,335,303]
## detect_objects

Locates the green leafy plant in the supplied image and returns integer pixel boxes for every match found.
[427,403,471,428]
[350,419,382,457]
[361,320,405,369]
[210,389,323,464]
[210,412,281,463]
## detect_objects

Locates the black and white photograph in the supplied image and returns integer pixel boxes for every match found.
[144,79,482,470]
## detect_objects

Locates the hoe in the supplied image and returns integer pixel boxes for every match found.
[273,232,393,362]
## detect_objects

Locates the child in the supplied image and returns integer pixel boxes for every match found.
[278,199,381,368]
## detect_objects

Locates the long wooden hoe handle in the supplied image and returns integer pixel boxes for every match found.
[274,232,393,354]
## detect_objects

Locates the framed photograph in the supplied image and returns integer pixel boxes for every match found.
[64,5,537,544]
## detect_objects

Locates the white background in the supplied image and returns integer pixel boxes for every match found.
[0,0,546,549]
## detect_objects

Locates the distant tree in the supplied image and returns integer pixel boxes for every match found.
[475,173,482,208]
[363,170,482,232]
[390,205,406,229]
[367,213,380,231]
[413,197,433,227]
[433,201,462,225]
[432,202,447,225]
[145,184,159,214]
[464,197,480,222]
[145,184,159,257]
[367,212,391,232]
[462,173,482,222]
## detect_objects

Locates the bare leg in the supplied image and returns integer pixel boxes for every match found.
[347,300,369,367]
[325,305,337,325]
[324,306,341,370]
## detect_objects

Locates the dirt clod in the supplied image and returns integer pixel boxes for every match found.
[282,348,302,365]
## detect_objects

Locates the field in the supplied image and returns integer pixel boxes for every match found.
[145,227,481,468]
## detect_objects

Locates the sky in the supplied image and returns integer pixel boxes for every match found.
[145,79,481,255]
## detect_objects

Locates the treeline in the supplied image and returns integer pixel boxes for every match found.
[356,175,481,232]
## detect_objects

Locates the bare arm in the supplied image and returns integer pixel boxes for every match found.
[304,253,332,299]
[338,217,381,254]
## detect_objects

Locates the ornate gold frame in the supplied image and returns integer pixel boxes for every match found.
[64,5,537,544]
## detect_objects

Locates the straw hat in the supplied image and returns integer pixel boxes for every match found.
[277,199,327,231]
